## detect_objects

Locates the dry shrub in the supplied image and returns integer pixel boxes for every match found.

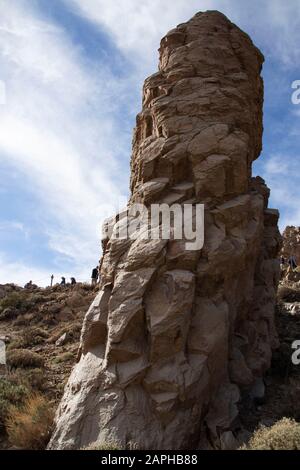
[6,394,54,449]
[48,322,82,344]
[53,351,74,364]
[9,368,46,391]
[244,418,300,450]
[8,328,48,350]
[7,349,44,369]
[0,378,29,429]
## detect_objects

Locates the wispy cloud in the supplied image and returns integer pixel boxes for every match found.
[263,153,300,230]
[0,0,132,284]
[0,251,61,286]
[64,0,300,67]
[0,0,300,286]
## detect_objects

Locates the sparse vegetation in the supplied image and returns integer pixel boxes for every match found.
[48,322,82,344]
[7,327,49,350]
[242,418,300,450]
[0,283,109,449]
[53,352,74,364]
[9,368,46,391]
[6,394,54,449]
[7,349,44,369]
[0,378,29,429]
[0,291,34,317]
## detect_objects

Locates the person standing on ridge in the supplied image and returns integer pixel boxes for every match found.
[91,267,98,286]
[50,274,54,287]
[61,277,66,286]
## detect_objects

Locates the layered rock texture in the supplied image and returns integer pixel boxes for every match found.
[49,11,281,450]
[282,226,300,263]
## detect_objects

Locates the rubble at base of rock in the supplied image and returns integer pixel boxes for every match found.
[48,11,281,450]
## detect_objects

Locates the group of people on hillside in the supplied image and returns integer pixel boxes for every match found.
[59,276,77,287]
[281,255,298,270]
[24,266,100,289]
[59,266,100,287]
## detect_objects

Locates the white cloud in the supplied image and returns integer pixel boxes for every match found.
[264,154,289,175]
[0,0,132,278]
[0,251,55,286]
[263,153,300,230]
[0,251,92,287]
[64,0,300,68]
[1,0,300,284]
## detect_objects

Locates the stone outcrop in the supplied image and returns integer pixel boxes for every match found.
[282,226,300,263]
[49,11,281,450]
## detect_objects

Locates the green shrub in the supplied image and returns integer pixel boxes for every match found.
[0,378,29,429]
[7,349,44,369]
[243,418,300,450]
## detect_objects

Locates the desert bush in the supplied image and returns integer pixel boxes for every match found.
[6,394,54,449]
[0,378,29,429]
[8,328,48,350]
[0,308,18,321]
[0,291,34,315]
[53,352,74,364]
[243,418,300,450]
[7,349,44,369]
[9,368,46,391]
[48,322,82,344]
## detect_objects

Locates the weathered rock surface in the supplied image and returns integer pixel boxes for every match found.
[49,11,281,450]
[281,226,300,264]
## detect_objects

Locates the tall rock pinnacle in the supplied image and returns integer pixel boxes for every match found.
[49,11,281,450]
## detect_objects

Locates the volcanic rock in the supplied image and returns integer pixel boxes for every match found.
[49,11,281,450]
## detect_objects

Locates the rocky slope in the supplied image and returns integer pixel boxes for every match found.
[0,283,96,449]
[49,11,281,450]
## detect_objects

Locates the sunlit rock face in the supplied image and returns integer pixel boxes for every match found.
[48,11,281,450]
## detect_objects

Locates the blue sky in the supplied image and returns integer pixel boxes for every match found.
[0,0,299,286]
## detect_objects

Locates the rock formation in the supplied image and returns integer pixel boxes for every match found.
[282,226,300,263]
[49,11,281,450]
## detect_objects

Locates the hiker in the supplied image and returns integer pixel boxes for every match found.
[24,280,33,289]
[50,274,54,287]
[70,277,76,285]
[280,256,285,266]
[91,267,98,286]
[61,276,66,286]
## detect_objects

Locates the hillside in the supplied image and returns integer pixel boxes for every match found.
[0,258,300,449]
[0,283,96,449]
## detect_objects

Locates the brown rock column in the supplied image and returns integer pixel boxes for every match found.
[49,11,281,450]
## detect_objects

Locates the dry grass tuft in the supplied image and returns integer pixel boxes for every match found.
[6,394,54,449]
[242,418,300,450]
[7,349,44,369]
